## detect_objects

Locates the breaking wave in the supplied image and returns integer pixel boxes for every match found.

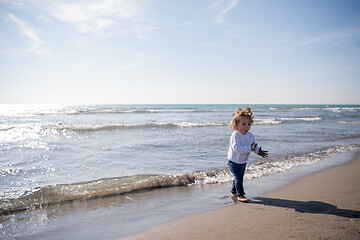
[254,116,321,125]
[337,121,360,124]
[56,122,230,132]
[70,109,225,115]
[0,107,225,116]
[1,144,358,215]
[57,117,322,132]
[0,116,324,140]
[1,105,358,117]
[268,106,360,112]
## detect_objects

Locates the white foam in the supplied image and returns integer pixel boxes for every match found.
[337,121,360,124]
[254,118,282,125]
[325,107,360,112]
[245,144,359,180]
[278,116,322,121]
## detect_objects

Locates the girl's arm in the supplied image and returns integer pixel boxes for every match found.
[250,133,260,154]
[231,134,252,153]
[232,142,252,153]
[258,147,268,158]
[251,137,268,158]
[252,143,268,158]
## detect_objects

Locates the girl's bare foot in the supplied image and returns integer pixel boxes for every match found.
[238,196,250,202]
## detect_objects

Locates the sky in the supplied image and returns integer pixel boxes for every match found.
[0,0,359,104]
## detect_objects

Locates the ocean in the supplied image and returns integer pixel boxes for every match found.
[1,104,360,239]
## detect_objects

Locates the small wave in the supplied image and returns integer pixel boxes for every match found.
[255,118,282,125]
[268,106,322,111]
[1,144,358,215]
[268,106,360,112]
[1,116,324,139]
[337,121,360,124]
[254,116,321,125]
[57,122,229,133]
[0,105,225,116]
[339,134,360,140]
[0,122,230,143]
[0,126,15,131]
[246,144,359,179]
[278,116,322,122]
[292,107,321,111]
[66,109,224,115]
[0,171,232,214]
[325,107,360,113]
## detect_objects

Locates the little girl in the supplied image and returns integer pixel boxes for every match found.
[227,107,268,202]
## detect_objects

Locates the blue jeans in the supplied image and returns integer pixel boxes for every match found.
[228,161,247,196]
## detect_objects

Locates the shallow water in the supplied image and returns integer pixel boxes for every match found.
[0,104,360,238]
[1,150,358,240]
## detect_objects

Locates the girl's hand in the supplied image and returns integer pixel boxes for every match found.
[258,147,268,158]
[251,143,257,151]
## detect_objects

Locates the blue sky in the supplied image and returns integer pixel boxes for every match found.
[0,0,359,104]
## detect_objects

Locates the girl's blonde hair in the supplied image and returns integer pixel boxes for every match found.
[230,107,254,130]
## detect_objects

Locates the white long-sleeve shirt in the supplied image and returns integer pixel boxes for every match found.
[227,131,260,164]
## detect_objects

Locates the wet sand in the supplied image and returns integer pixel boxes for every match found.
[121,152,360,240]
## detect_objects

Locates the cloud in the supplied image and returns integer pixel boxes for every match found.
[208,0,223,10]
[40,0,157,38]
[272,27,360,52]
[0,0,24,7]
[290,28,360,49]
[130,20,159,39]
[210,0,239,24]
[170,21,196,28]
[121,54,146,70]
[8,13,48,54]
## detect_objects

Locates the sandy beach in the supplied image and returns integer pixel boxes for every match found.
[121,151,360,240]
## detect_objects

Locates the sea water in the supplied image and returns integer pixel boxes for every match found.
[0,104,359,238]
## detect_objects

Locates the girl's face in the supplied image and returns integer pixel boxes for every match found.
[237,117,252,135]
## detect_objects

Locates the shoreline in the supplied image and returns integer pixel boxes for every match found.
[120,151,360,240]
[2,150,359,240]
